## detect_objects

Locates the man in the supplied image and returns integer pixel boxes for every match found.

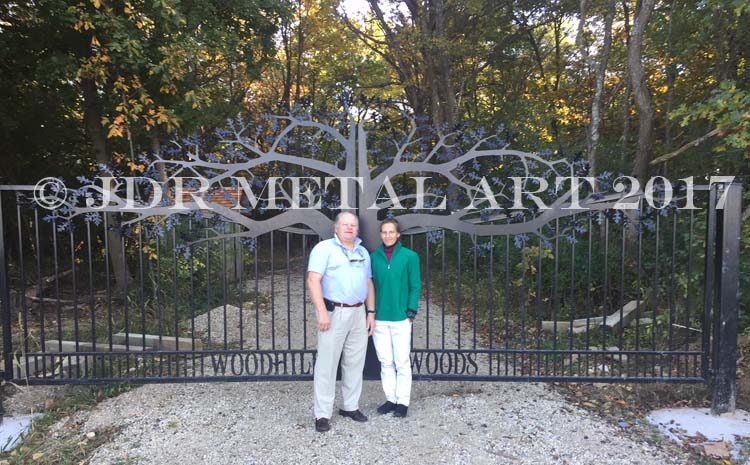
[371,218,421,418]
[307,211,376,433]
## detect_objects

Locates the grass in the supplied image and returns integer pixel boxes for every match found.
[0,383,135,465]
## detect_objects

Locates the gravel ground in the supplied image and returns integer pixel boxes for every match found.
[58,378,687,465]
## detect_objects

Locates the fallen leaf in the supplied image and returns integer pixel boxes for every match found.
[703,442,731,458]
[44,397,63,410]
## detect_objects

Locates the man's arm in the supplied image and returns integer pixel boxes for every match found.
[366,278,376,336]
[307,271,331,332]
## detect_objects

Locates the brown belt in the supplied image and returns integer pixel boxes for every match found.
[332,302,363,308]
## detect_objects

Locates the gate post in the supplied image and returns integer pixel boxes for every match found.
[0,194,14,423]
[711,183,742,415]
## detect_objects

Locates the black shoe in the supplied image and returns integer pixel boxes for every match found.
[339,409,368,422]
[315,418,330,432]
[377,401,397,415]
[393,404,408,418]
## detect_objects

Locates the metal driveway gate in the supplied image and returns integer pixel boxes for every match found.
[0,115,743,415]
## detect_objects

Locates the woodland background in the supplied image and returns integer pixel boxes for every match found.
[1,0,749,196]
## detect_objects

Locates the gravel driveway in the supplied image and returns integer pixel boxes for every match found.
[52,377,687,465]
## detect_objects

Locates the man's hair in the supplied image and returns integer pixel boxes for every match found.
[380,218,400,233]
[334,211,358,227]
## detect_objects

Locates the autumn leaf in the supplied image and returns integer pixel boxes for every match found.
[127,161,146,173]
[107,125,123,138]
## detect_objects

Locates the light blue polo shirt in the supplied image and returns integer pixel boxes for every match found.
[307,233,371,305]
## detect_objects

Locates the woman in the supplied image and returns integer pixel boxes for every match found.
[371,218,421,418]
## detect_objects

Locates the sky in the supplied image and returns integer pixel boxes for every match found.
[340,0,371,17]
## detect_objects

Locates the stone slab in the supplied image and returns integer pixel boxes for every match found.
[44,340,146,353]
[112,333,203,351]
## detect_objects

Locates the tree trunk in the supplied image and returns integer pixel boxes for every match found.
[526,28,561,144]
[357,0,454,130]
[429,0,456,130]
[82,77,131,293]
[628,0,656,184]
[551,16,563,149]
[294,0,304,106]
[662,0,678,176]
[280,23,293,111]
[588,0,616,183]
[151,130,168,182]
[620,0,632,163]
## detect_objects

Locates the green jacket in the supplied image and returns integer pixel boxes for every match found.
[371,242,422,321]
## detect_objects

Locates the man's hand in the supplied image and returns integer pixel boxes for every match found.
[318,311,331,332]
[366,312,375,336]
[307,271,331,332]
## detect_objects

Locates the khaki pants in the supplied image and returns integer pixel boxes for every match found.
[313,305,367,419]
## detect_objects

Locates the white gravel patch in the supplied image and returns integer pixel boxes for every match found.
[74,379,688,465]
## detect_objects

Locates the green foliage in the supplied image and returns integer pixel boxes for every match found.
[0,0,289,184]
[3,0,750,182]
[672,80,750,152]
[67,0,288,140]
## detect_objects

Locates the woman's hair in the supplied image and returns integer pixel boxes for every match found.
[380,218,400,233]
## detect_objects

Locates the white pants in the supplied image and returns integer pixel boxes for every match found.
[314,305,367,419]
[372,319,412,406]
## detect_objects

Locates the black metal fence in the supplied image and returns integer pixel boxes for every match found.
[0,184,743,406]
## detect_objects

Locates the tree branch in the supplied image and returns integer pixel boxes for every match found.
[649,127,721,165]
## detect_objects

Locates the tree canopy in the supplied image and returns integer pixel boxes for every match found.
[1,0,749,187]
